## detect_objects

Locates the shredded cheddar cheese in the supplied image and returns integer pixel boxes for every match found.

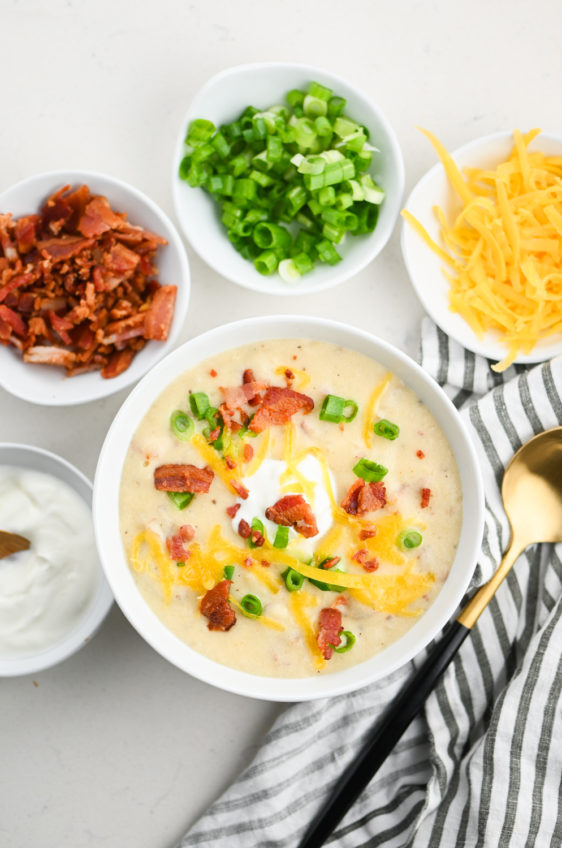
[403,128,562,371]
[244,429,270,477]
[363,375,393,448]
[288,591,324,670]
[191,432,242,495]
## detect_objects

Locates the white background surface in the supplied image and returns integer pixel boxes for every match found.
[1,2,560,846]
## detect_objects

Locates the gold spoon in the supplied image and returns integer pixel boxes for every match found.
[299,425,562,848]
[0,530,31,560]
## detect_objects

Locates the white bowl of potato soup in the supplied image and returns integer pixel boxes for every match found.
[94,316,483,701]
[172,63,404,295]
[0,443,113,676]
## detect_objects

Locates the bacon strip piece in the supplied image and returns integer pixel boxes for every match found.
[144,285,177,341]
[23,345,76,368]
[166,524,195,561]
[78,195,126,237]
[154,464,214,493]
[101,348,135,379]
[0,305,26,337]
[200,579,236,631]
[341,480,387,516]
[421,487,431,508]
[317,608,343,660]
[249,386,314,433]
[265,494,318,538]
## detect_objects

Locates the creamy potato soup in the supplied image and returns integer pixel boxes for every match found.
[120,340,462,677]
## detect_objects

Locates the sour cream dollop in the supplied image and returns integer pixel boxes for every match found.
[0,466,98,655]
[232,455,334,556]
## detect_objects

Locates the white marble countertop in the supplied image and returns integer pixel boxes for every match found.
[1,1,560,845]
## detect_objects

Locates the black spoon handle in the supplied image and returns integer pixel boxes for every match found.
[297,620,471,848]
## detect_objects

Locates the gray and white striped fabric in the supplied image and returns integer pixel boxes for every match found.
[180,319,562,848]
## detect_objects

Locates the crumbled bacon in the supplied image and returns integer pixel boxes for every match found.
[0,185,177,378]
[250,529,265,547]
[359,528,377,540]
[154,464,214,493]
[225,456,237,470]
[200,580,236,631]
[249,387,314,433]
[243,368,261,406]
[265,494,318,538]
[226,503,241,518]
[317,608,343,660]
[320,556,341,570]
[341,480,387,516]
[352,549,368,563]
[421,487,431,508]
[238,519,251,539]
[363,557,379,572]
[231,479,249,500]
[166,524,195,561]
[243,443,254,462]
[210,368,217,377]
[416,450,425,459]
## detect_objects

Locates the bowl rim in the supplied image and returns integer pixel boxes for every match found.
[172,61,405,296]
[0,168,191,406]
[94,314,484,701]
[401,128,562,364]
[0,442,114,676]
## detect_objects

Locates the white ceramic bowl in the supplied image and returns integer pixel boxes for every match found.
[172,63,404,295]
[401,130,562,364]
[0,170,190,405]
[0,443,113,676]
[94,315,484,702]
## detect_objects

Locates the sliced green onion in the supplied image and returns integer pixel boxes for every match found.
[273,525,290,549]
[176,561,185,567]
[398,529,423,550]
[292,252,314,275]
[278,258,301,284]
[170,410,194,441]
[254,250,279,275]
[167,491,195,510]
[320,394,345,422]
[315,239,341,265]
[253,222,291,250]
[308,81,333,101]
[187,118,215,143]
[319,395,358,423]
[334,630,356,653]
[281,567,305,592]
[353,458,388,482]
[223,565,235,580]
[189,392,210,419]
[240,594,263,618]
[374,419,400,440]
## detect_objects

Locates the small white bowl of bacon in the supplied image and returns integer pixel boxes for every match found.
[0,171,190,405]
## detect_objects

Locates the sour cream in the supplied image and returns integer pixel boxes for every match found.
[233,455,334,556]
[0,466,98,655]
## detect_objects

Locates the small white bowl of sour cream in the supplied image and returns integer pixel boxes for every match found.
[0,443,113,676]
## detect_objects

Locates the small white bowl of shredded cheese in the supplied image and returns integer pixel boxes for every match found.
[0,443,113,676]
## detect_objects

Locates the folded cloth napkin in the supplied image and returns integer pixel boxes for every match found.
[179,319,562,848]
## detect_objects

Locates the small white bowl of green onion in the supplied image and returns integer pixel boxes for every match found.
[172,63,404,294]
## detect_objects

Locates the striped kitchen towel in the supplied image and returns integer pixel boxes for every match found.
[179,319,562,848]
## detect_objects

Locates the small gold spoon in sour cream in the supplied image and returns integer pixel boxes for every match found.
[0,531,30,560]
[299,425,562,848]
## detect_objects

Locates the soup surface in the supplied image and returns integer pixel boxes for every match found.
[120,339,462,677]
